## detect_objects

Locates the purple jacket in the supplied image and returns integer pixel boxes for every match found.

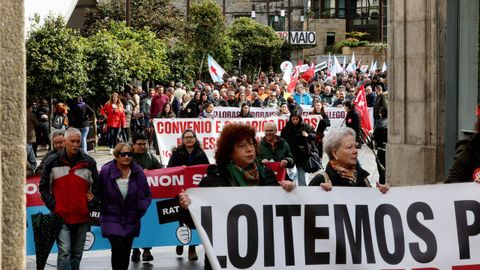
[99,160,152,238]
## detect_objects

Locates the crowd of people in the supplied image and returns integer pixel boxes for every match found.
[30,68,415,270]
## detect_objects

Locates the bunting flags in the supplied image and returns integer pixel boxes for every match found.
[207,55,226,84]
[353,85,373,135]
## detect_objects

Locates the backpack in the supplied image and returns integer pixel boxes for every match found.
[52,115,63,129]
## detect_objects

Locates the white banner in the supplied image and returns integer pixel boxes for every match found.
[153,116,321,164]
[187,184,480,269]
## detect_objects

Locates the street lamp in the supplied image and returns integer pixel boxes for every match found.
[300,9,305,22]
[251,4,256,19]
[280,2,285,17]
[275,10,279,23]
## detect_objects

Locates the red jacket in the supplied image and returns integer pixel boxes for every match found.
[39,149,100,224]
[101,102,126,128]
[150,94,169,119]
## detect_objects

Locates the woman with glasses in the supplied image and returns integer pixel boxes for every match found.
[98,142,152,270]
[237,102,253,118]
[178,123,295,269]
[167,129,209,261]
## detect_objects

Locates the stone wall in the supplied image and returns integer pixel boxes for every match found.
[341,46,387,68]
[387,0,447,185]
[0,0,26,269]
[304,18,346,58]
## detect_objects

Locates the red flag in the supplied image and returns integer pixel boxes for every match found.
[353,85,372,134]
[287,67,299,93]
[300,63,315,82]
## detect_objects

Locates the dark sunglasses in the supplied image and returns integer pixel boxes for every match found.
[119,152,133,157]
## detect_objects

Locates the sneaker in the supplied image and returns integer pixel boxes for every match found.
[142,250,154,262]
[188,250,198,261]
[109,148,113,155]
[131,249,141,262]
[176,245,183,256]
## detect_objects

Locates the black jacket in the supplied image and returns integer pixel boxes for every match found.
[446,134,480,183]
[167,144,209,167]
[199,164,279,187]
[180,100,200,118]
[280,115,317,164]
[345,109,362,143]
[373,117,388,149]
[309,163,371,187]
[69,102,90,128]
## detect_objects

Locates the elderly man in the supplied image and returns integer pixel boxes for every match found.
[258,122,295,170]
[36,130,66,174]
[320,85,336,106]
[130,132,162,262]
[39,128,99,270]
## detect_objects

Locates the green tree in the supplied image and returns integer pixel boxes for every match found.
[85,29,129,101]
[186,0,233,80]
[165,41,197,84]
[228,17,289,79]
[26,15,89,100]
[107,22,169,82]
[82,0,185,39]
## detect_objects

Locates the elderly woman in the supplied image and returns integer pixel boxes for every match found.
[99,142,152,270]
[309,127,389,193]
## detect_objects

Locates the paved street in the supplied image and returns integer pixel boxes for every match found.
[27,144,379,269]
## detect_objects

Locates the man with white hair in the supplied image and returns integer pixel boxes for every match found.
[258,122,295,170]
[174,82,186,101]
[39,128,99,270]
[211,90,228,107]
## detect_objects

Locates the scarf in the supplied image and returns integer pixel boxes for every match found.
[226,160,265,186]
[329,160,357,183]
[201,110,215,119]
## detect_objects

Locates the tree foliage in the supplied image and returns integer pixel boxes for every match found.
[85,29,129,101]
[26,15,89,100]
[227,17,289,78]
[107,22,169,81]
[82,0,185,39]
[186,0,233,79]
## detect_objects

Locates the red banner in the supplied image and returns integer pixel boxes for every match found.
[26,162,286,207]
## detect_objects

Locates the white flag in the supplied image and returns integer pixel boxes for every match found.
[207,55,226,84]
[381,62,387,72]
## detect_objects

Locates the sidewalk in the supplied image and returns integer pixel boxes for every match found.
[29,144,379,269]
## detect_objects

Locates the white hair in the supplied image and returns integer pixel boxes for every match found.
[323,127,356,160]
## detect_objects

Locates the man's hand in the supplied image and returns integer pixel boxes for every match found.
[261,159,269,165]
[279,180,296,192]
[87,191,94,201]
[320,182,332,191]
[280,159,288,168]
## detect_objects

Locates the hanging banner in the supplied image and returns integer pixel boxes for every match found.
[153,116,321,164]
[187,184,480,269]
[25,163,287,256]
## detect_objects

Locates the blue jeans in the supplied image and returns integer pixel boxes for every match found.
[296,165,308,186]
[56,223,88,270]
[107,127,120,149]
[79,127,89,153]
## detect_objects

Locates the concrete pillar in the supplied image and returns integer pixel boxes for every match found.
[0,0,26,269]
[387,0,447,185]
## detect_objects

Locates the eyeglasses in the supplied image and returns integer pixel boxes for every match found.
[119,152,133,157]
[135,142,147,146]
[183,136,195,140]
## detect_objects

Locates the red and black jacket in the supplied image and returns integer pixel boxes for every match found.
[39,149,100,224]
